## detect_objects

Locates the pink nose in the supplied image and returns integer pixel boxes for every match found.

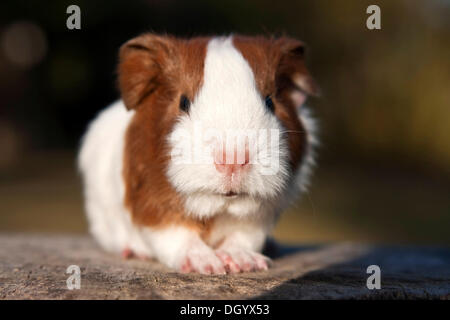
[214,145,249,175]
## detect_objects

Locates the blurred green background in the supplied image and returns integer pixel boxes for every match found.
[0,0,449,245]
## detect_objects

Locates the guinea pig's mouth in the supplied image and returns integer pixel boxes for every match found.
[221,191,248,198]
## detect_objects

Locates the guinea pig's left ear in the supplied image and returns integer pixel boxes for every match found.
[118,33,177,110]
[275,38,320,108]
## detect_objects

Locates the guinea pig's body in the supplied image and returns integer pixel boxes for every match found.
[79,34,318,274]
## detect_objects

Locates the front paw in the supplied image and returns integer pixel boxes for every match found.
[177,246,226,275]
[215,248,271,273]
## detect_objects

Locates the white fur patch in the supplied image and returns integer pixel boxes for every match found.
[296,106,319,192]
[78,101,150,257]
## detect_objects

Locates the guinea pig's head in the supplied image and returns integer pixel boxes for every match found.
[119,34,318,218]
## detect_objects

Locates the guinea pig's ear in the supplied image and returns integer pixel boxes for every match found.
[275,38,320,108]
[118,34,177,110]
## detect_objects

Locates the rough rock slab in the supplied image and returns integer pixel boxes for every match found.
[0,233,449,299]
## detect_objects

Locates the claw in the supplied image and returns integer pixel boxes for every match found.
[216,251,240,273]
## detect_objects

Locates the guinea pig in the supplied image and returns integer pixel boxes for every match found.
[78,33,319,274]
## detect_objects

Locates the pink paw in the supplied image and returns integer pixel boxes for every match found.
[178,248,226,275]
[215,249,270,273]
[121,248,134,259]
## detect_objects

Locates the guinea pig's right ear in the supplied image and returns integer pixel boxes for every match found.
[118,34,176,110]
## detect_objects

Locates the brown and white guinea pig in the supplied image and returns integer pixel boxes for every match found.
[78,33,319,274]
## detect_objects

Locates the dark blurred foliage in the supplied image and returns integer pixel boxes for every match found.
[1,0,449,172]
[0,0,449,243]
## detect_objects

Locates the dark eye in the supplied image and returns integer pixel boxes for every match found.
[180,95,190,113]
[264,95,275,113]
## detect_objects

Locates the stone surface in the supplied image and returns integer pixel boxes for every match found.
[0,233,449,299]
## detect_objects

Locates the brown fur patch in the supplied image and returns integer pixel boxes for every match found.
[120,34,213,237]
[233,35,318,172]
